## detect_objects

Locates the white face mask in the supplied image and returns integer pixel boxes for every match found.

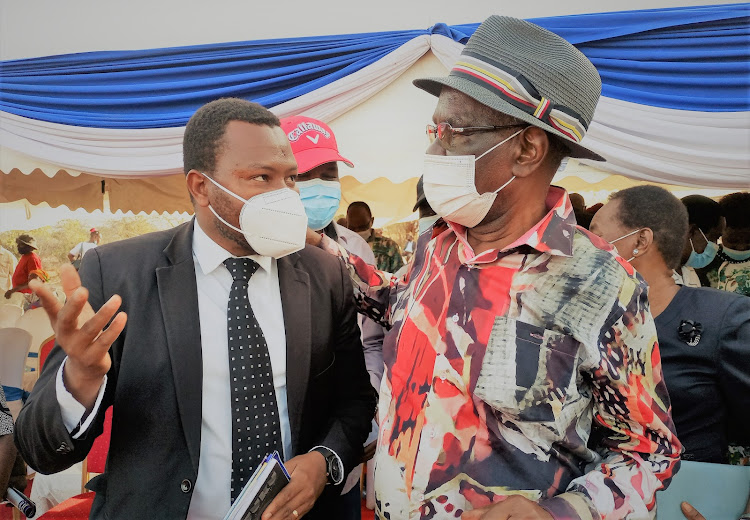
[422,129,523,228]
[609,228,642,262]
[201,173,308,258]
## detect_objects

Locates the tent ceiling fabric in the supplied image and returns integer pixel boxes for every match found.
[0,170,193,214]
[0,4,747,214]
[106,175,192,214]
[0,169,103,212]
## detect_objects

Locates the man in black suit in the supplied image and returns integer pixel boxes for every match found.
[15,98,375,520]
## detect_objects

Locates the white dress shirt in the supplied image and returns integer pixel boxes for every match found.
[68,241,98,259]
[57,220,291,519]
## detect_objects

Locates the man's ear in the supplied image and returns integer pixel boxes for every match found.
[186,170,210,207]
[635,228,655,255]
[511,127,548,179]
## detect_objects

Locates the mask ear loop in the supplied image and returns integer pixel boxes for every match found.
[475,129,524,161]
[698,228,712,250]
[208,205,244,234]
[199,172,248,234]
[200,171,249,204]
[610,228,642,245]
[491,176,516,194]
[476,129,524,195]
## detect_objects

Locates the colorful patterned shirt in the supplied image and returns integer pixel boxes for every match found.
[320,187,680,520]
[365,231,405,273]
[717,255,750,297]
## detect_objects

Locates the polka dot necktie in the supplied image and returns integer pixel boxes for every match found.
[223,258,283,503]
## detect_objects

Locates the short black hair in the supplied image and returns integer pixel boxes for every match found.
[183,98,280,175]
[681,195,723,232]
[347,201,372,218]
[609,185,688,269]
[719,192,750,229]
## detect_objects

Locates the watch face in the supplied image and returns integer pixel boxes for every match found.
[329,457,341,482]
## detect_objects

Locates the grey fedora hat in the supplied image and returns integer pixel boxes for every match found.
[414,16,604,161]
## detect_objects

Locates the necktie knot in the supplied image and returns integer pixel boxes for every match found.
[223,258,259,282]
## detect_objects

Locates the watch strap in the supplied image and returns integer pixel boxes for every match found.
[311,446,344,486]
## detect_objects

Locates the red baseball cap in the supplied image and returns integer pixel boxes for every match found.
[280,115,353,174]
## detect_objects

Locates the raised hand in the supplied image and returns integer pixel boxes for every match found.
[30,264,127,409]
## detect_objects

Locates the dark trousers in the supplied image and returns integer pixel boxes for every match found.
[330,481,362,520]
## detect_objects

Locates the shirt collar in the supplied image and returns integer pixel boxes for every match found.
[192,220,273,276]
[449,186,576,263]
[323,221,339,242]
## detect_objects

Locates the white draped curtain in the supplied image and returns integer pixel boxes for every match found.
[1,34,748,188]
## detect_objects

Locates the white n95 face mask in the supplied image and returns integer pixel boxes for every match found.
[201,173,308,258]
[423,129,523,228]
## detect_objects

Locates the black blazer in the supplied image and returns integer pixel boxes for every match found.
[15,221,375,519]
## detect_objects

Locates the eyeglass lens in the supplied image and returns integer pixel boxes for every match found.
[426,123,451,145]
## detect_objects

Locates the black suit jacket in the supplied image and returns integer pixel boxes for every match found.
[15,221,375,519]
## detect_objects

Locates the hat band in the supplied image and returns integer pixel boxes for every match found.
[450,53,587,144]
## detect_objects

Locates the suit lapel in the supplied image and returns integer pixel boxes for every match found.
[277,252,311,455]
[156,221,202,474]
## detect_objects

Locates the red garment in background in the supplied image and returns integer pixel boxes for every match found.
[12,252,41,293]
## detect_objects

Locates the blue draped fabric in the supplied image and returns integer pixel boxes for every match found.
[0,3,746,128]
[2,385,29,403]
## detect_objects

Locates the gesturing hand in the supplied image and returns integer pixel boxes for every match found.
[30,264,127,409]
[461,495,553,520]
[262,451,327,520]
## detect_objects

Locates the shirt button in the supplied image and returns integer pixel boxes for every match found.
[180,479,192,493]
[452,314,459,323]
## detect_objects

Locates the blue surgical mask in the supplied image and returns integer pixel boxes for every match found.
[686,229,719,268]
[418,215,440,236]
[722,246,750,261]
[297,179,341,231]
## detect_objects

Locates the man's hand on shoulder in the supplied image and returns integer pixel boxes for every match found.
[461,496,554,520]
[261,451,327,520]
[31,264,127,410]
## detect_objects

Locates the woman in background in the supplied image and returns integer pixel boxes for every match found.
[590,185,749,464]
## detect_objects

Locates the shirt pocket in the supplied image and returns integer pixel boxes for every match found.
[475,316,579,434]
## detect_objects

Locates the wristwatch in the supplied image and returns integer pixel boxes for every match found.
[312,446,344,486]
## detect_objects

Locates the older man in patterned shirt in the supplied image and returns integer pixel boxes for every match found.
[309,15,680,520]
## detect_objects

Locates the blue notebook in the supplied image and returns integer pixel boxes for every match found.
[223,451,291,520]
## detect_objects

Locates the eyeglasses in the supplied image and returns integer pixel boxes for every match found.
[426,122,527,146]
